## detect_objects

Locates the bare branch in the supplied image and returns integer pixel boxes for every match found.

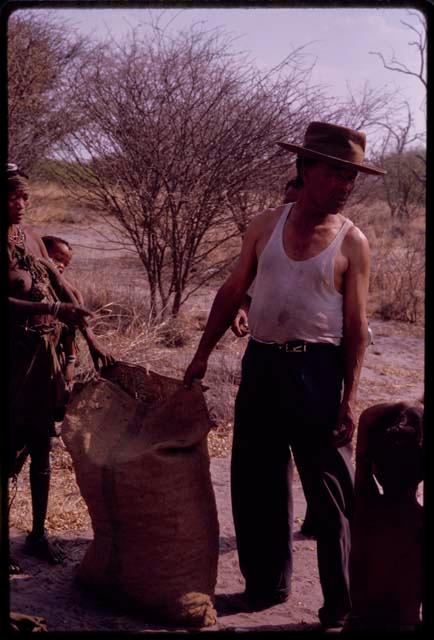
[368,11,426,89]
[54,21,332,317]
[7,10,90,172]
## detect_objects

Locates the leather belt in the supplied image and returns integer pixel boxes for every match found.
[251,338,339,353]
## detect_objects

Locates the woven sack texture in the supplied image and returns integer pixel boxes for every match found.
[62,361,219,627]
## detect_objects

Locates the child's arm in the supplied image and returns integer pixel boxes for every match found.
[40,258,82,307]
[68,284,85,307]
[61,275,85,306]
[61,276,115,370]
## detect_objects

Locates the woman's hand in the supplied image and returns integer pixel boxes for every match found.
[57,303,92,328]
[88,340,116,371]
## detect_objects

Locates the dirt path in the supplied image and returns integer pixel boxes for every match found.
[10,221,424,632]
[10,459,323,632]
[9,315,424,632]
[357,319,424,409]
[9,454,425,633]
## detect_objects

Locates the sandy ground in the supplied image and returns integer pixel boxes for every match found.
[9,221,424,632]
[10,458,325,633]
[9,318,424,633]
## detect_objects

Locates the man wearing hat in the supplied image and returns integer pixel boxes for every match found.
[183,122,385,630]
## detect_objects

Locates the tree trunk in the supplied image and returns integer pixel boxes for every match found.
[171,286,183,318]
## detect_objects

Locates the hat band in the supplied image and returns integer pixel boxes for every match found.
[305,143,365,164]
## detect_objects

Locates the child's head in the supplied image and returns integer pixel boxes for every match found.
[42,236,73,274]
[369,403,423,496]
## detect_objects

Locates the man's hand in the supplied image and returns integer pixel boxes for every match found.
[332,402,356,448]
[183,356,208,389]
[231,308,250,337]
[57,303,92,328]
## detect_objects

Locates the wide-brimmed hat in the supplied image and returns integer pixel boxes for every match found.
[277,122,386,176]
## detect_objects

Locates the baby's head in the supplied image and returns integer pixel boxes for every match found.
[369,403,423,496]
[42,236,73,274]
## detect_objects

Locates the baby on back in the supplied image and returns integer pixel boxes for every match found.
[41,235,115,385]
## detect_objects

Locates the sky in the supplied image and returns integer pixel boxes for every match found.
[24,6,427,139]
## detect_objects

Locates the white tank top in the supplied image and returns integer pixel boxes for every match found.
[248,203,354,345]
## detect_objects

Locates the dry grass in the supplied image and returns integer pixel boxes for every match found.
[9,303,424,536]
[9,439,92,535]
[9,183,425,535]
[8,261,242,533]
[9,385,422,536]
[27,181,89,225]
[346,200,425,323]
[28,183,425,322]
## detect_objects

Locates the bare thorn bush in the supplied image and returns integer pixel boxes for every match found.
[371,231,425,323]
[52,18,402,318]
[8,10,88,173]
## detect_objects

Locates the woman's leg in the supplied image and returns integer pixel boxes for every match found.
[25,435,64,563]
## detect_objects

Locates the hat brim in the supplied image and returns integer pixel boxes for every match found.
[277,141,386,176]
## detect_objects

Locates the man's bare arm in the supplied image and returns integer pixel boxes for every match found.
[183,216,263,387]
[334,228,370,447]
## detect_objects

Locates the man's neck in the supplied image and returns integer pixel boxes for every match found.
[289,197,337,230]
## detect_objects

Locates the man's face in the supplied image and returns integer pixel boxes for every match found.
[284,184,299,204]
[8,189,29,225]
[303,161,358,213]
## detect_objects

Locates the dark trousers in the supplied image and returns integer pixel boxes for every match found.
[231,339,354,621]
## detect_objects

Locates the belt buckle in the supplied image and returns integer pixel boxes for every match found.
[286,343,306,353]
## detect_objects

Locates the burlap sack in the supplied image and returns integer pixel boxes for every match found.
[62,362,219,627]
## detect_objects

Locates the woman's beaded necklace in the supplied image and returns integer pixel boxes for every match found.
[8,224,26,247]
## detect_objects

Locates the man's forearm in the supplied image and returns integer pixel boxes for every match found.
[239,294,252,315]
[341,327,369,406]
[195,284,248,360]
